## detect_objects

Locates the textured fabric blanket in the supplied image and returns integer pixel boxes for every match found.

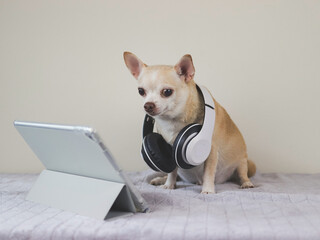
[1,170,320,240]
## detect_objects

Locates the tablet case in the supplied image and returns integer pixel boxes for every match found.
[14,121,140,220]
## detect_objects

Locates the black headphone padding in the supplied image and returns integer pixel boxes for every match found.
[142,133,176,173]
[173,123,202,169]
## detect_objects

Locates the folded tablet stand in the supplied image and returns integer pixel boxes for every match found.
[27,169,136,220]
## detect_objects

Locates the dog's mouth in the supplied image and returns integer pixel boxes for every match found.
[144,107,168,117]
[146,111,158,116]
[145,109,161,116]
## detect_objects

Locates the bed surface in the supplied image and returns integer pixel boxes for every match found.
[1,170,320,240]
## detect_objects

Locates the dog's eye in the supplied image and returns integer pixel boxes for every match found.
[161,89,173,97]
[138,88,146,96]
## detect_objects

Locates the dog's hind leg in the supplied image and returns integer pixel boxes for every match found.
[237,158,255,189]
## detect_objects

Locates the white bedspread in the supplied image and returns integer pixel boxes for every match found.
[1,170,320,240]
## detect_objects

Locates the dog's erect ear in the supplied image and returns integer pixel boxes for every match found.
[174,54,195,82]
[123,52,147,80]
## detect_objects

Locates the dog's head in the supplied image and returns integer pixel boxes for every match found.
[124,52,196,119]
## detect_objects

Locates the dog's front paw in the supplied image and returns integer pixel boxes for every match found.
[150,176,167,186]
[240,181,254,189]
[201,186,216,194]
[160,184,176,190]
[201,190,216,194]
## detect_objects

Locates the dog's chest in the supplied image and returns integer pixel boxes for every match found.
[155,119,185,145]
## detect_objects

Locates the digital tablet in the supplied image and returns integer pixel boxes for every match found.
[14,121,148,217]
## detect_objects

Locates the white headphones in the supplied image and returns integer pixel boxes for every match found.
[141,85,216,173]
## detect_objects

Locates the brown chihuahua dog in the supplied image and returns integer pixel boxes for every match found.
[124,52,256,194]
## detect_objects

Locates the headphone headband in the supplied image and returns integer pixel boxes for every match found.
[185,85,215,165]
[143,115,155,138]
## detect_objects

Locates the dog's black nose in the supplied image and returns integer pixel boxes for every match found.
[144,102,155,113]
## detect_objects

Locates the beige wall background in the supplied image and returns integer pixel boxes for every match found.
[1,0,319,174]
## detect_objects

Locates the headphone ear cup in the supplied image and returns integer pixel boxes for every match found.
[173,123,202,169]
[141,133,176,173]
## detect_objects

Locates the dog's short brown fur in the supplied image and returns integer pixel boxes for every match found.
[124,52,256,194]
